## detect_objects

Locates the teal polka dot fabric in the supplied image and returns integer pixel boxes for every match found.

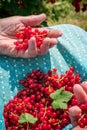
[0,24,87,130]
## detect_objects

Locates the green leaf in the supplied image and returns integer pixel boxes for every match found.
[18,113,38,124]
[52,99,67,109]
[50,87,64,99]
[61,91,73,102]
[50,87,73,109]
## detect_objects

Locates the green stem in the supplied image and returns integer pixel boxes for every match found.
[27,122,29,130]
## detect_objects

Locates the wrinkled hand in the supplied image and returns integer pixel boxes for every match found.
[0,13,62,58]
[69,81,87,130]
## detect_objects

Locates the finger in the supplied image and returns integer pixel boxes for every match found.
[81,81,87,94]
[35,28,62,38]
[39,38,50,55]
[47,29,62,38]
[20,13,46,27]
[69,106,81,127]
[38,37,58,55]
[73,84,87,104]
[25,37,37,57]
[49,38,57,48]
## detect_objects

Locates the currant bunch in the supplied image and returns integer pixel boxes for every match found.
[77,103,87,128]
[3,67,81,130]
[72,0,87,12]
[48,0,56,4]
[14,26,48,50]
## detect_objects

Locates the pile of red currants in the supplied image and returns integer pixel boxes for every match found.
[14,26,48,50]
[3,67,87,130]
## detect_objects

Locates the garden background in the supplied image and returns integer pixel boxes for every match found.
[0,0,87,31]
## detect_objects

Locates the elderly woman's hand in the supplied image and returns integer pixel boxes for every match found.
[0,13,62,58]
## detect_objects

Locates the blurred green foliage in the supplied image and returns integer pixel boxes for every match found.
[0,0,74,27]
[0,0,87,30]
[0,0,43,17]
[0,0,73,18]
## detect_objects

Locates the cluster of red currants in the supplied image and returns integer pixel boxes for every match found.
[72,0,87,12]
[48,0,56,4]
[3,67,87,130]
[14,26,48,50]
[77,103,87,128]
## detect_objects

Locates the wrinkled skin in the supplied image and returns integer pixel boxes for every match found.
[0,13,62,58]
[69,81,87,130]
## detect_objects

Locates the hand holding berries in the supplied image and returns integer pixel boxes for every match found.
[0,13,62,58]
[69,81,87,130]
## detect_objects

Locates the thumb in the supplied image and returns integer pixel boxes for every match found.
[20,13,46,27]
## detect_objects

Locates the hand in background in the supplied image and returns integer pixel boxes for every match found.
[0,13,62,58]
[69,81,87,130]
